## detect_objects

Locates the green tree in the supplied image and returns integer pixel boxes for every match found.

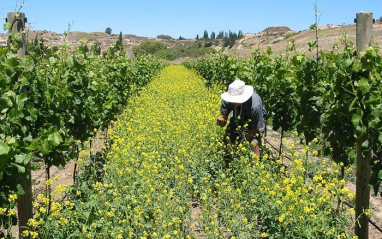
[157,34,173,40]
[238,30,244,38]
[217,31,224,39]
[223,30,239,48]
[210,31,215,40]
[203,30,209,39]
[133,40,166,57]
[105,27,112,34]
[115,32,124,52]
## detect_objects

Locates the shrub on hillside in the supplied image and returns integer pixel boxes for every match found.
[157,34,173,40]
[133,41,166,57]
[155,49,176,60]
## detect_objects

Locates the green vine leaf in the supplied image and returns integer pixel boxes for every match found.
[41,139,52,155]
[12,163,25,173]
[358,77,371,95]
[16,183,25,195]
[48,132,63,147]
[14,153,31,165]
[0,142,10,155]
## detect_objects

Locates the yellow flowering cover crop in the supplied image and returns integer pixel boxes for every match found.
[25,65,356,239]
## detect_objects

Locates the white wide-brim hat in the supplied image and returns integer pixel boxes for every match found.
[220,79,253,103]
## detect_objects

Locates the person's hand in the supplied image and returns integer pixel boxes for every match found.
[216,116,227,127]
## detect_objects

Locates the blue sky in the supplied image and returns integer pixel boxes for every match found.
[1,0,381,38]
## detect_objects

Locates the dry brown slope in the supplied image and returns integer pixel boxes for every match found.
[230,22,382,58]
[1,22,382,58]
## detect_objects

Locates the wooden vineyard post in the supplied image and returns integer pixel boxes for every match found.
[7,12,33,235]
[127,46,134,63]
[356,12,373,54]
[7,12,26,57]
[354,12,373,239]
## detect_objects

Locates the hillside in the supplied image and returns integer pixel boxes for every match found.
[1,21,382,60]
[231,22,382,57]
